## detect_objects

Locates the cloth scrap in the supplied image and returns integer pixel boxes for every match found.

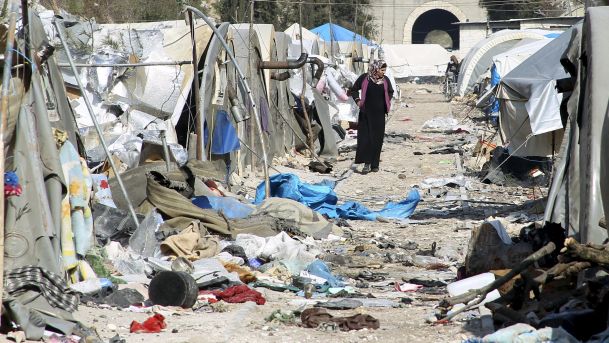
[130,313,167,333]
[4,266,79,312]
[300,308,380,331]
[160,223,221,261]
[394,282,423,292]
[212,285,265,305]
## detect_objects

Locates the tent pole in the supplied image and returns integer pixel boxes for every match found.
[0,0,19,321]
[298,3,316,155]
[186,11,204,160]
[249,1,256,175]
[53,20,140,227]
[184,6,271,199]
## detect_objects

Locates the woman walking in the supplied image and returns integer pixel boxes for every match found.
[350,60,394,174]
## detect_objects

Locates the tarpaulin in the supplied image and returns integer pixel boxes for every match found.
[209,110,240,155]
[255,173,420,221]
[192,196,255,219]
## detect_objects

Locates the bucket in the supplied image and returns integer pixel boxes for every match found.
[148,271,198,308]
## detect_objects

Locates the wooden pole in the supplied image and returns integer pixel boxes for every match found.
[0,0,19,322]
[299,2,316,156]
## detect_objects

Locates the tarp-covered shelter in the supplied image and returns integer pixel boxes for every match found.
[545,7,609,245]
[310,23,371,45]
[495,27,575,157]
[491,39,552,80]
[457,30,558,96]
[381,44,450,78]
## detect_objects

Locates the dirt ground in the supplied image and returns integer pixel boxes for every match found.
[72,82,543,343]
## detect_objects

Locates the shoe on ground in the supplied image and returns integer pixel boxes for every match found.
[362,164,371,174]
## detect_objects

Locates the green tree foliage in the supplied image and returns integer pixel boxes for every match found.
[213,0,377,40]
[39,0,190,23]
[480,0,566,21]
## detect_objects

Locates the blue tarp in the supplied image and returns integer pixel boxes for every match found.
[206,110,240,155]
[192,196,254,219]
[310,23,371,44]
[255,173,420,221]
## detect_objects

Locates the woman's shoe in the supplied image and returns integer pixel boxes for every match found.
[362,164,371,174]
[371,167,379,172]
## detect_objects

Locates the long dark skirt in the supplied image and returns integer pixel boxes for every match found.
[355,110,385,169]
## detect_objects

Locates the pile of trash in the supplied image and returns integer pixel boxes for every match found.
[435,220,609,342]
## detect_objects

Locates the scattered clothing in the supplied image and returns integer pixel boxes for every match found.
[160,223,221,261]
[300,308,380,331]
[4,266,79,312]
[394,282,423,292]
[315,299,363,310]
[212,285,266,305]
[130,314,167,333]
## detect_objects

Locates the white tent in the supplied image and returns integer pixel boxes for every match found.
[496,28,574,157]
[492,38,552,79]
[457,29,558,96]
[381,44,450,78]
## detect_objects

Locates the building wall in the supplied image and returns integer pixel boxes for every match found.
[458,24,488,58]
[370,0,487,44]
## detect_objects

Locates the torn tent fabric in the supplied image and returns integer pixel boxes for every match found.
[255,173,420,221]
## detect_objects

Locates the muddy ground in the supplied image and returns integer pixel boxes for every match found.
[73,82,544,343]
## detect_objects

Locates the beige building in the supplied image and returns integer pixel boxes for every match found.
[370,0,488,51]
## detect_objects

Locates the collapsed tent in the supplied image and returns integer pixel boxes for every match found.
[457,29,558,96]
[381,44,450,78]
[495,27,576,157]
[545,7,609,245]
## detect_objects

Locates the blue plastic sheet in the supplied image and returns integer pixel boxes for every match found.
[255,173,420,221]
[307,260,344,287]
[209,110,240,155]
[310,23,371,44]
[192,196,254,219]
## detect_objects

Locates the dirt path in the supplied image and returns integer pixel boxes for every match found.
[73,82,539,343]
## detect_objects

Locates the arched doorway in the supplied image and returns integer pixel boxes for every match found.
[412,9,460,50]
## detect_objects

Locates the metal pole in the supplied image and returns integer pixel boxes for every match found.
[187,11,203,160]
[184,6,271,198]
[53,20,140,226]
[249,1,255,174]
[56,61,192,68]
[0,0,19,321]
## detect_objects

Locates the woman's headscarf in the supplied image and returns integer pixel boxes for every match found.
[368,59,387,84]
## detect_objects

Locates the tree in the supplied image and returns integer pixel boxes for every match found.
[213,0,377,40]
[480,0,566,21]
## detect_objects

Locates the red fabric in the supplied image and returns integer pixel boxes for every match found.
[5,184,22,196]
[212,285,265,305]
[130,314,167,333]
